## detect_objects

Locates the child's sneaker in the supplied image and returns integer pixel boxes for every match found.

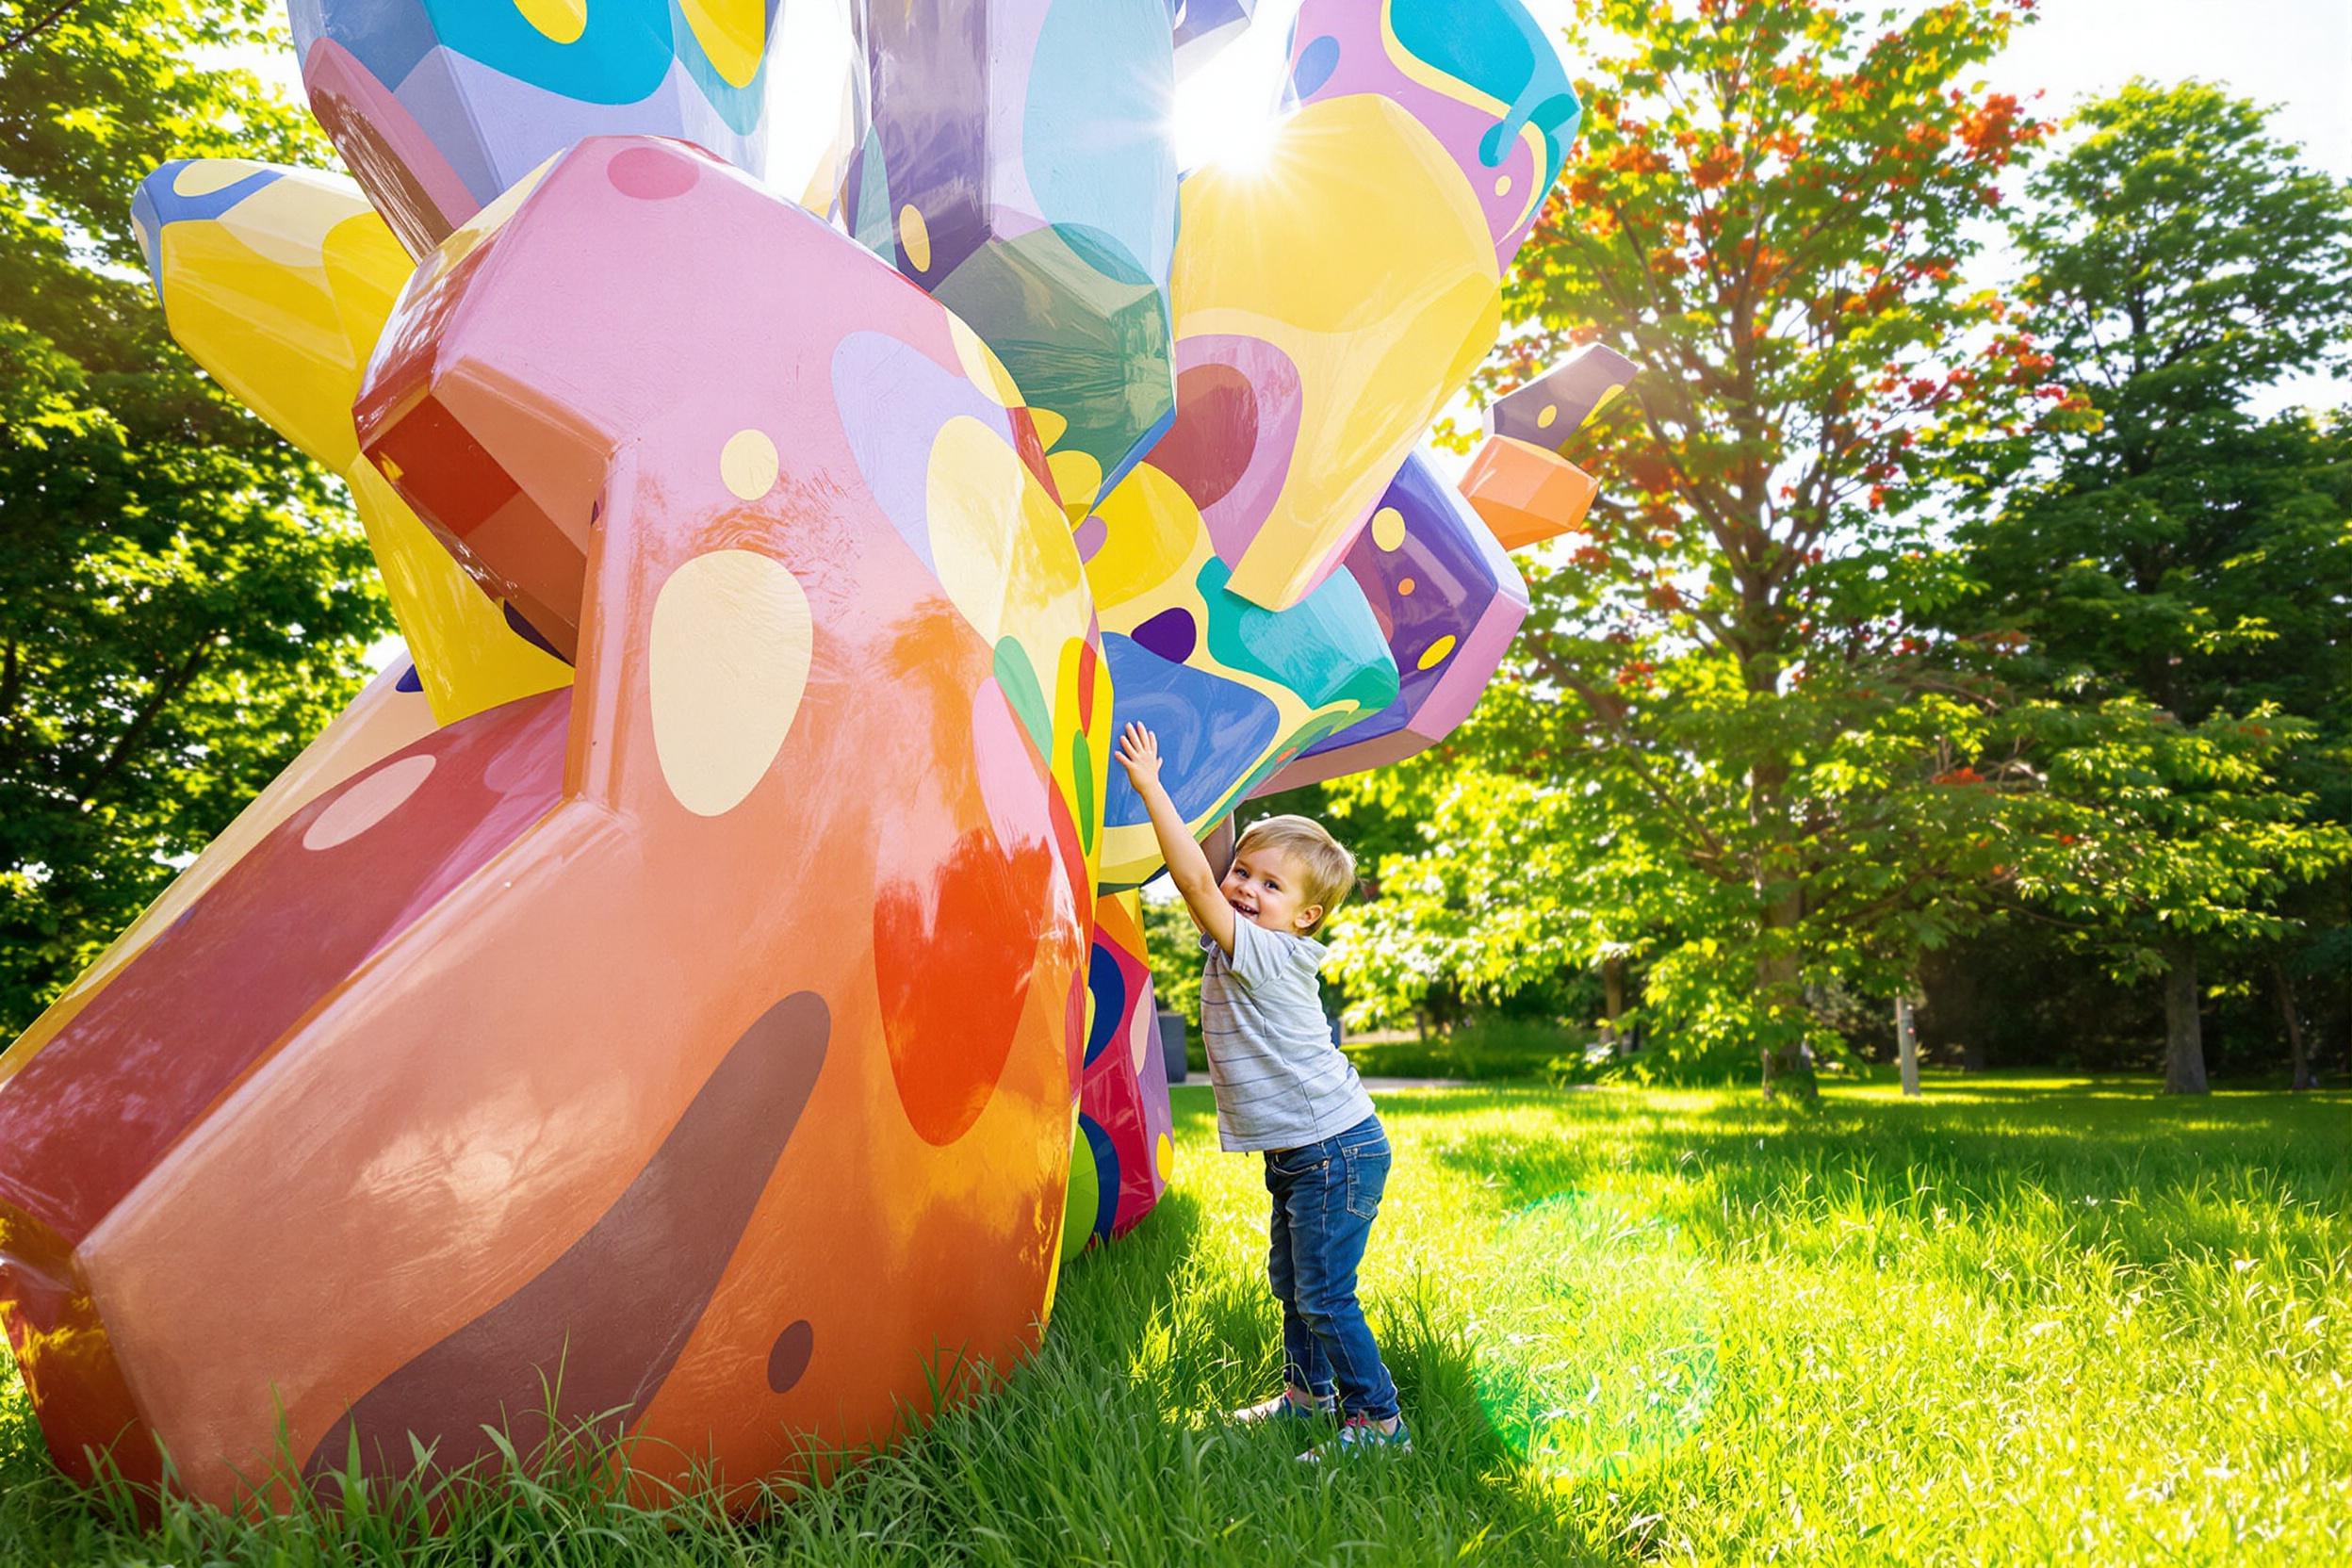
[1231,1390,1333,1424]
[1298,1413,1413,1462]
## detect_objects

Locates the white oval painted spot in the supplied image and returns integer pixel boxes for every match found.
[649,549,813,816]
[303,753,437,851]
[720,428,780,501]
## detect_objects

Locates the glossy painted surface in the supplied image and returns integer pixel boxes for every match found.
[1170,0,1255,78]
[0,137,1102,1507]
[0,662,439,1100]
[1289,0,1580,270]
[1461,344,1635,549]
[129,157,572,725]
[1105,0,1575,616]
[841,0,1179,521]
[1088,452,1398,885]
[1489,343,1636,450]
[1068,890,1176,1250]
[1256,449,1528,792]
[1461,435,1601,550]
[289,0,778,253]
[1082,0,1572,884]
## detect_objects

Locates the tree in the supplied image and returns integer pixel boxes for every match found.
[1959,80,2352,1092]
[0,1,390,1034]
[1327,0,2061,1095]
[2003,701,2348,1094]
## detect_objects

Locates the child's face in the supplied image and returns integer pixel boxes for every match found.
[1221,844,1323,937]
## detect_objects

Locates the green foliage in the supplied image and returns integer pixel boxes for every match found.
[2008,701,2350,970]
[4,1078,2345,1563]
[1138,889,1202,1036]
[0,1,391,1033]
[1952,79,2352,1086]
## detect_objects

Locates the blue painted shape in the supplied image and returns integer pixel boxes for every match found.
[1085,944,1126,1069]
[1078,1112,1120,1241]
[1291,32,1340,97]
[291,0,771,131]
[130,163,286,294]
[1024,0,1178,286]
[288,0,443,90]
[1102,633,1281,828]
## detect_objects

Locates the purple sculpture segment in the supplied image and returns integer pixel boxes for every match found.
[1256,449,1527,792]
[842,0,1180,523]
[1490,343,1638,449]
[289,0,778,254]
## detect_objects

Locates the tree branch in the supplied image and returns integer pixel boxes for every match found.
[77,640,213,809]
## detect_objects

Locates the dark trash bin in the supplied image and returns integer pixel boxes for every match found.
[1157,1010,1187,1084]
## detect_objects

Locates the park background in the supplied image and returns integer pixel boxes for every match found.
[2,0,2348,1562]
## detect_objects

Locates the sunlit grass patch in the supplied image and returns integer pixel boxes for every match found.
[1,1077,2345,1565]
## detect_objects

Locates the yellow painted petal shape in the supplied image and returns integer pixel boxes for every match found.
[144,161,570,725]
[679,0,768,89]
[648,549,813,816]
[926,416,1092,693]
[1166,94,1499,611]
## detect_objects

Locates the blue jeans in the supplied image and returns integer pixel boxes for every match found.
[1264,1114,1399,1421]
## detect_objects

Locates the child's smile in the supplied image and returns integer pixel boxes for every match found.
[1221,845,1322,936]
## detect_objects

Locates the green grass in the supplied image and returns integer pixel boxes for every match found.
[4,1076,2348,1564]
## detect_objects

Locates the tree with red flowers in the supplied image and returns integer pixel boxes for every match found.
[1325,0,2076,1095]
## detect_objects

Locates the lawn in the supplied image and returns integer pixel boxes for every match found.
[3,1076,2346,1565]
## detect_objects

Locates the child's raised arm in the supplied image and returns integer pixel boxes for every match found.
[1113,722,1237,957]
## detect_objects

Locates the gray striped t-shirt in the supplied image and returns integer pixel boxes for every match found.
[1198,922,1376,1152]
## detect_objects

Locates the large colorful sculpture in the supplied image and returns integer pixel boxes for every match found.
[0,0,1625,1513]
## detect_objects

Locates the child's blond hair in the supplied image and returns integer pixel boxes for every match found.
[1233,814,1357,935]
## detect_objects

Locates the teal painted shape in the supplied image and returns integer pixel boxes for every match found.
[666,0,780,135]
[850,126,896,257]
[1197,557,1398,715]
[995,637,1054,760]
[430,0,678,106]
[931,222,1174,502]
[1388,0,1581,185]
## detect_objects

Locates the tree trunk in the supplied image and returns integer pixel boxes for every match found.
[1896,990,1919,1098]
[2162,941,2209,1095]
[1756,887,1816,1101]
[2274,961,2312,1092]
[1601,956,1628,1055]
